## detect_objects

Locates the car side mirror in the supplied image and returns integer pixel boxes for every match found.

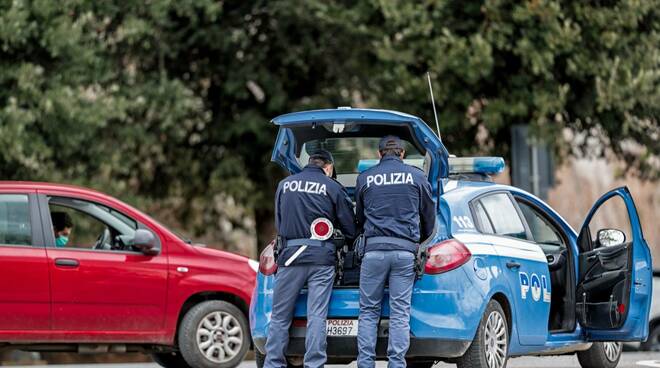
[597,228,626,248]
[132,229,160,255]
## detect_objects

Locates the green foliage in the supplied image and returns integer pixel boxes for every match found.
[0,0,657,247]
[359,0,659,175]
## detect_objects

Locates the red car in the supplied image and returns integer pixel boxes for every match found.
[0,181,257,368]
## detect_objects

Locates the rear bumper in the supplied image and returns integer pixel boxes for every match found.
[250,264,486,341]
[253,336,470,359]
[250,262,485,360]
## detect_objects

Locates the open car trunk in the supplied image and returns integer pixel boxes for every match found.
[329,227,439,288]
[270,108,450,287]
[271,108,450,196]
[337,243,362,287]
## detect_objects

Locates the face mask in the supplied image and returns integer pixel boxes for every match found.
[55,236,69,248]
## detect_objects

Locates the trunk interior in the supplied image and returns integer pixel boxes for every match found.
[337,247,361,287]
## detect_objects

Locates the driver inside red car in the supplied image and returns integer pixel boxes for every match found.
[51,211,74,248]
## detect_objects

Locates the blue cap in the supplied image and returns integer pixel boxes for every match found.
[309,149,334,164]
[378,135,404,151]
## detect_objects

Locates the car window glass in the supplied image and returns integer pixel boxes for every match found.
[0,194,32,246]
[587,195,632,248]
[473,201,494,234]
[99,205,138,229]
[48,198,137,252]
[480,193,527,239]
[50,204,106,249]
[517,201,564,249]
[299,137,425,187]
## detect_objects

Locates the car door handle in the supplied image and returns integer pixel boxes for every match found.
[55,258,79,268]
[506,261,521,270]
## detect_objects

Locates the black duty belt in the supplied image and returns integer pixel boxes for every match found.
[365,236,418,249]
[285,238,334,247]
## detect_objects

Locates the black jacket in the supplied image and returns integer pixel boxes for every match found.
[275,165,356,266]
[355,155,435,253]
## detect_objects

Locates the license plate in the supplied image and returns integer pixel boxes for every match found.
[326,319,358,336]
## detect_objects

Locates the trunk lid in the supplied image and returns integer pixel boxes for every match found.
[270,108,449,195]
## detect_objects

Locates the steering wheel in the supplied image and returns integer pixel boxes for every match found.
[93,228,112,250]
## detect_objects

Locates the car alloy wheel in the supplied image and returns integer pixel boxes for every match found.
[457,299,509,368]
[602,342,621,362]
[577,341,622,368]
[196,311,244,364]
[484,310,507,368]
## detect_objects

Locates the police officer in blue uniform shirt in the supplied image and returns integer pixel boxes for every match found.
[355,136,436,368]
[264,150,357,368]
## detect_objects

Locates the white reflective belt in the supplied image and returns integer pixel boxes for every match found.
[284,245,308,266]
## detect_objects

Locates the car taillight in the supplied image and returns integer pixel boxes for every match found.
[259,240,278,276]
[424,239,471,275]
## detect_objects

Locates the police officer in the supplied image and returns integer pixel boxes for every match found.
[264,150,356,368]
[355,136,435,368]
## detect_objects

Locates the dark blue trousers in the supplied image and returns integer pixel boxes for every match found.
[264,265,335,368]
[357,250,416,368]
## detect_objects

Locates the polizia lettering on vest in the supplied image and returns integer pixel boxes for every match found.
[366,172,413,188]
[282,180,328,195]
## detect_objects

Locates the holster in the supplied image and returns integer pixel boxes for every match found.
[415,245,428,280]
[335,248,344,284]
[354,234,366,263]
[332,230,346,284]
[274,235,284,263]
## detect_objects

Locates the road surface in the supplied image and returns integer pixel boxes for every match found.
[10,352,660,368]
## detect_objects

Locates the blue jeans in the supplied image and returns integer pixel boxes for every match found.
[357,250,416,368]
[264,265,335,368]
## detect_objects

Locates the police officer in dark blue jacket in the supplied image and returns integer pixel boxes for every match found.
[355,136,435,368]
[264,150,356,368]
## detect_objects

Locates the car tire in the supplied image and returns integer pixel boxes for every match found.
[255,350,265,368]
[640,323,660,351]
[457,299,509,368]
[151,352,192,368]
[577,342,622,368]
[178,300,250,368]
[255,350,301,368]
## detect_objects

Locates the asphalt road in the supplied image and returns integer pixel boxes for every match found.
[10,353,660,368]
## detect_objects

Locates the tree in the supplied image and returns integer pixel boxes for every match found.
[354,0,659,178]
[0,0,657,253]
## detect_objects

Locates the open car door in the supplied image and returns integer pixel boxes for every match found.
[576,187,653,341]
[270,108,449,194]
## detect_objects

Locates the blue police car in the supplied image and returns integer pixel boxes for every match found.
[250,108,653,368]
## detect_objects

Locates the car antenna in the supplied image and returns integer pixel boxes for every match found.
[426,72,441,139]
[427,72,445,199]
